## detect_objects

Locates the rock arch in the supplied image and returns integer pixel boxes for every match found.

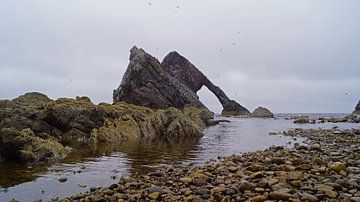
[113,46,250,116]
[161,51,249,116]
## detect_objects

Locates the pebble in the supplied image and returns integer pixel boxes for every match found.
[58,177,67,183]
[148,192,160,200]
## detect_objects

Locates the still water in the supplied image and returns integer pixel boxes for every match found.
[1,114,359,201]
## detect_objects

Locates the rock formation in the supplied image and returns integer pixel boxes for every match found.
[0,92,213,163]
[353,100,360,115]
[113,47,250,116]
[113,46,204,109]
[251,107,274,118]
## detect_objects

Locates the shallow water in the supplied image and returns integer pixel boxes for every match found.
[1,114,359,201]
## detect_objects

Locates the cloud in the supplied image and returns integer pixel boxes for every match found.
[0,0,359,112]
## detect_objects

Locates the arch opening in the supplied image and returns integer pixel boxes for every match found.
[197,86,223,114]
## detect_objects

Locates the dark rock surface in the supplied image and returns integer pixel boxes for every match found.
[353,100,360,115]
[113,47,250,116]
[113,46,204,109]
[162,51,250,116]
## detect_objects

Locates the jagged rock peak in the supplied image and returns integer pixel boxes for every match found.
[353,100,360,115]
[162,51,208,92]
[113,46,250,116]
[113,47,205,109]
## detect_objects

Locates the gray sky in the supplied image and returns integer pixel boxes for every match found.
[1,0,359,113]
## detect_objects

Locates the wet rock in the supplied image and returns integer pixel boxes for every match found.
[301,193,319,202]
[269,191,293,200]
[58,177,67,183]
[310,143,321,150]
[251,107,274,118]
[148,186,166,194]
[0,128,70,163]
[350,197,360,202]
[148,192,160,200]
[238,180,256,191]
[293,116,309,124]
[180,177,192,184]
[330,162,346,173]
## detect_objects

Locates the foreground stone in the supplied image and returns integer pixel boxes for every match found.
[60,128,360,201]
[0,92,214,164]
[113,46,250,116]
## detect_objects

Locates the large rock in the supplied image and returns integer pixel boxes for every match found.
[113,47,250,116]
[0,128,70,163]
[113,46,204,109]
[90,104,213,145]
[1,92,214,163]
[161,51,250,116]
[353,100,360,115]
[251,107,274,118]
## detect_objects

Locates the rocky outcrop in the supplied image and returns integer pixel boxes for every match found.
[161,51,250,116]
[353,100,360,115]
[0,92,214,163]
[91,105,212,145]
[113,47,250,116]
[0,128,70,163]
[113,47,204,109]
[251,107,274,118]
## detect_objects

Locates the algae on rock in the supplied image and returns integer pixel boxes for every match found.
[0,128,71,163]
[0,92,215,164]
[90,104,213,145]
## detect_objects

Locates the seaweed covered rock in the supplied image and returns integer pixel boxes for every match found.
[113,47,250,116]
[251,107,274,118]
[0,128,70,163]
[0,92,108,144]
[90,103,213,145]
[0,92,215,163]
[293,116,310,124]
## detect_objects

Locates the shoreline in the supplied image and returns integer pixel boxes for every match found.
[56,128,360,202]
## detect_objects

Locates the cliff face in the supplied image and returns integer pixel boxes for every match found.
[353,100,360,115]
[114,47,250,116]
[162,51,250,116]
[113,47,204,109]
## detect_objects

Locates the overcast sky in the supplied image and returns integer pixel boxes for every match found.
[1,0,359,113]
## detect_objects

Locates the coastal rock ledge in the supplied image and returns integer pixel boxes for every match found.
[0,92,214,164]
[113,46,250,116]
